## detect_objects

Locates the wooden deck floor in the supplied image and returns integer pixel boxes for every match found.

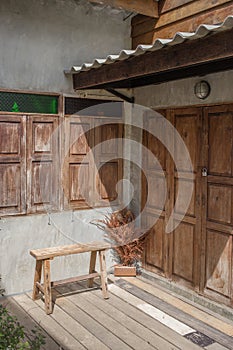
[1,277,233,350]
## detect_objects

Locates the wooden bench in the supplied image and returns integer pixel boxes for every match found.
[30,241,112,314]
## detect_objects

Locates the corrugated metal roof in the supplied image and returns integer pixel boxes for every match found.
[65,15,233,75]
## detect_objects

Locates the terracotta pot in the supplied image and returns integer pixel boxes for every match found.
[114,265,136,277]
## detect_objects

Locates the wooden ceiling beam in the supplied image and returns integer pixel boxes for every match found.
[73,29,233,90]
[89,0,159,18]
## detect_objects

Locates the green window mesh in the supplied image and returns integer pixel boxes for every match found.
[0,91,58,114]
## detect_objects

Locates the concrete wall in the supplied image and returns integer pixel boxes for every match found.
[0,0,131,93]
[134,70,233,108]
[0,208,116,295]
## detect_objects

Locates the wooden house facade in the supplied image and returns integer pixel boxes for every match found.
[1,0,233,310]
[69,0,233,308]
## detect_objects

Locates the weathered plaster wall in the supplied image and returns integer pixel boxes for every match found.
[0,208,115,295]
[134,70,233,108]
[0,0,131,93]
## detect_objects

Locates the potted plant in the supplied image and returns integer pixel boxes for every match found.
[94,208,146,276]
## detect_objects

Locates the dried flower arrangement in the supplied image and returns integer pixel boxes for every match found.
[93,208,146,273]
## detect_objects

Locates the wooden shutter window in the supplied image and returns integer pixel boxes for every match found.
[26,115,59,213]
[0,115,26,215]
[63,116,123,210]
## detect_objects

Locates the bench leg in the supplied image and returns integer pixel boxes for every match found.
[43,259,53,315]
[99,250,109,299]
[87,250,97,288]
[32,260,42,300]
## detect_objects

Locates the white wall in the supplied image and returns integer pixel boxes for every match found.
[0,0,131,93]
[134,70,233,108]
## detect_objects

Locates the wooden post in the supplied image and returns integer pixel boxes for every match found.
[32,260,42,300]
[43,259,52,315]
[99,250,109,299]
[87,250,97,288]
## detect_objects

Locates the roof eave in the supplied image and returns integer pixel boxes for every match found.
[71,27,233,90]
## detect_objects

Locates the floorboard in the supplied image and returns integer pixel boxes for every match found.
[115,279,233,350]
[1,276,231,350]
[61,283,155,350]
[82,287,179,350]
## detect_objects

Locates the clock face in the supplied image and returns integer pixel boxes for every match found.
[194,81,211,99]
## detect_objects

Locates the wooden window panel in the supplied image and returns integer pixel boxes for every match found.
[64,116,123,209]
[26,115,59,213]
[0,115,26,215]
[64,117,94,209]
[94,119,123,207]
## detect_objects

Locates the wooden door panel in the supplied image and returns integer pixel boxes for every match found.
[147,116,166,170]
[171,108,201,287]
[175,114,198,172]
[206,230,232,298]
[142,111,168,275]
[173,222,194,282]
[0,115,26,215]
[145,215,165,273]
[202,105,233,305]
[175,178,196,217]
[207,184,232,224]
[147,173,166,210]
[208,113,232,176]
[142,104,233,306]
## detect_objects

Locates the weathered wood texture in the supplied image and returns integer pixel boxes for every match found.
[89,0,159,18]
[27,115,59,213]
[142,104,233,307]
[0,114,59,215]
[11,280,233,350]
[132,0,233,48]
[116,279,233,348]
[30,241,111,314]
[64,116,93,209]
[30,241,112,260]
[0,113,123,215]
[64,117,123,210]
[201,105,233,304]
[0,115,26,215]
[94,120,123,207]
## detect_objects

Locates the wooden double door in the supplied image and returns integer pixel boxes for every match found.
[143,104,233,306]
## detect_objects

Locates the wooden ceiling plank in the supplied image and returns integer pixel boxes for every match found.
[89,0,159,18]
